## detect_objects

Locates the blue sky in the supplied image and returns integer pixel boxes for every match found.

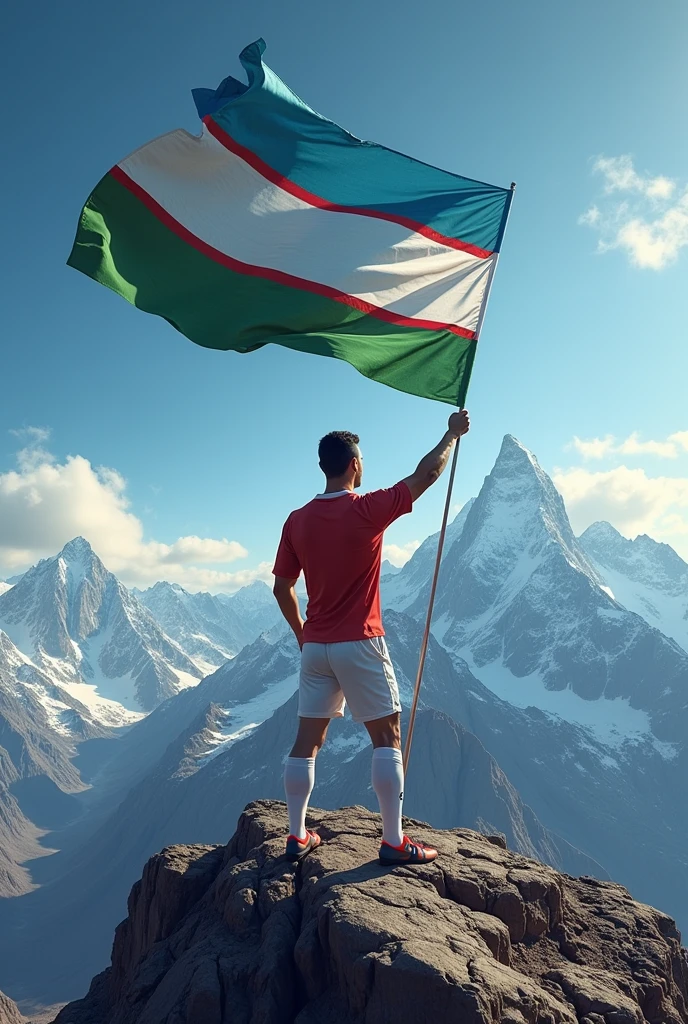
[1,0,687,588]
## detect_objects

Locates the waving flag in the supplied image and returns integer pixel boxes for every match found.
[68,40,512,405]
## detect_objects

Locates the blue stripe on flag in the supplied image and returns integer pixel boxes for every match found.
[193,40,510,253]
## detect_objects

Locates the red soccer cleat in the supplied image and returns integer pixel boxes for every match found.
[379,835,438,865]
[285,829,321,860]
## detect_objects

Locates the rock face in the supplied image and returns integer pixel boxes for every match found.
[54,801,688,1024]
[0,989,22,1024]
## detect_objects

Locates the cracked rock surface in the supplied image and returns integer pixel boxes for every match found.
[53,801,688,1024]
[0,990,22,1024]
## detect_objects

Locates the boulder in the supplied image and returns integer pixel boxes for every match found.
[53,800,688,1024]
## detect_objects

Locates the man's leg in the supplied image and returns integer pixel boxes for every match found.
[333,639,437,864]
[365,713,404,847]
[284,717,330,841]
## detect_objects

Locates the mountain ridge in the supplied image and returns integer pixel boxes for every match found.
[0,538,202,718]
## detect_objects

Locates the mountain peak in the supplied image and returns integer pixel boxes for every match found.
[59,536,96,561]
[149,580,189,596]
[580,521,623,544]
[493,434,544,478]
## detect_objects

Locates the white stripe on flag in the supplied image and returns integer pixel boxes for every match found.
[119,127,494,333]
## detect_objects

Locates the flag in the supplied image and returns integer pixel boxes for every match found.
[68,39,512,406]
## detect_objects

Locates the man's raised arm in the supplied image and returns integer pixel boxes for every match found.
[402,410,470,502]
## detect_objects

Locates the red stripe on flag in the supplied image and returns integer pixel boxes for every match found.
[109,165,478,341]
[203,116,493,261]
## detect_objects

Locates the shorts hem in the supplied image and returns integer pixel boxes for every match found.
[353,706,402,724]
[297,710,345,720]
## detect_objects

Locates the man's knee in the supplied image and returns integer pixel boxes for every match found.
[365,712,401,749]
[290,717,330,758]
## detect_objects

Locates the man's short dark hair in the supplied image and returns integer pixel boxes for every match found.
[318,431,360,477]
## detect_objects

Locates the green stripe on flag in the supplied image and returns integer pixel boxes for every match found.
[68,174,476,406]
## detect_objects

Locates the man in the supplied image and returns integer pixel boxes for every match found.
[273,410,470,865]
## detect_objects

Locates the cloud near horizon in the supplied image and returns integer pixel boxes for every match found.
[579,154,688,270]
[571,430,688,461]
[554,464,688,555]
[383,540,421,567]
[0,432,271,592]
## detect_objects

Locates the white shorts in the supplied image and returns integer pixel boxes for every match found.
[299,637,402,723]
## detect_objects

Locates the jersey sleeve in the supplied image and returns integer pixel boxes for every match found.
[273,517,302,579]
[358,481,413,531]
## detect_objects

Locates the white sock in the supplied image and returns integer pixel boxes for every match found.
[284,756,315,840]
[371,747,404,847]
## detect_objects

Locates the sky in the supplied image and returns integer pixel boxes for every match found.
[1,0,687,590]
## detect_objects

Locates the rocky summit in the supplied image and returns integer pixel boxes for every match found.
[0,990,21,1024]
[54,801,688,1024]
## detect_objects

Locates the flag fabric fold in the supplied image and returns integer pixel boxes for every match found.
[68,39,512,405]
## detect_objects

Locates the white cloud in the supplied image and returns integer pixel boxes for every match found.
[617,433,678,458]
[579,154,688,270]
[646,176,675,200]
[383,540,420,567]
[669,431,688,452]
[570,435,617,460]
[0,439,266,592]
[9,426,52,444]
[593,155,676,200]
[553,465,688,556]
[578,205,600,226]
[570,430,688,461]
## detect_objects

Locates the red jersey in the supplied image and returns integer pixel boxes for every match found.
[273,483,413,644]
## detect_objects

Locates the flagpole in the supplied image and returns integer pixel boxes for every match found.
[402,182,516,776]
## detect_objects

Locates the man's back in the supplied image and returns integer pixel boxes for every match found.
[274,483,412,644]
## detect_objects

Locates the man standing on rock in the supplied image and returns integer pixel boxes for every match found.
[272,411,470,864]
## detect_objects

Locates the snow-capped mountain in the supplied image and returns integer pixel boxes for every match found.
[3,434,688,1011]
[380,559,401,576]
[134,580,280,672]
[396,435,688,747]
[0,584,12,598]
[134,582,241,671]
[580,521,688,655]
[0,538,202,718]
[380,435,688,932]
[216,580,281,638]
[1,615,602,1006]
[381,497,475,611]
[0,630,107,743]
[0,630,104,896]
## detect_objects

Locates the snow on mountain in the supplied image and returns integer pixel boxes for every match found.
[382,497,475,611]
[4,617,604,1006]
[135,580,281,673]
[0,584,12,598]
[0,630,111,742]
[0,538,202,719]
[378,445,688,930]
[580,521,688,655]
[411,435,688,748]
[380,559,401,576]
[135,582,241,671]
[217,580,281,638]
[0,629,110,896]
